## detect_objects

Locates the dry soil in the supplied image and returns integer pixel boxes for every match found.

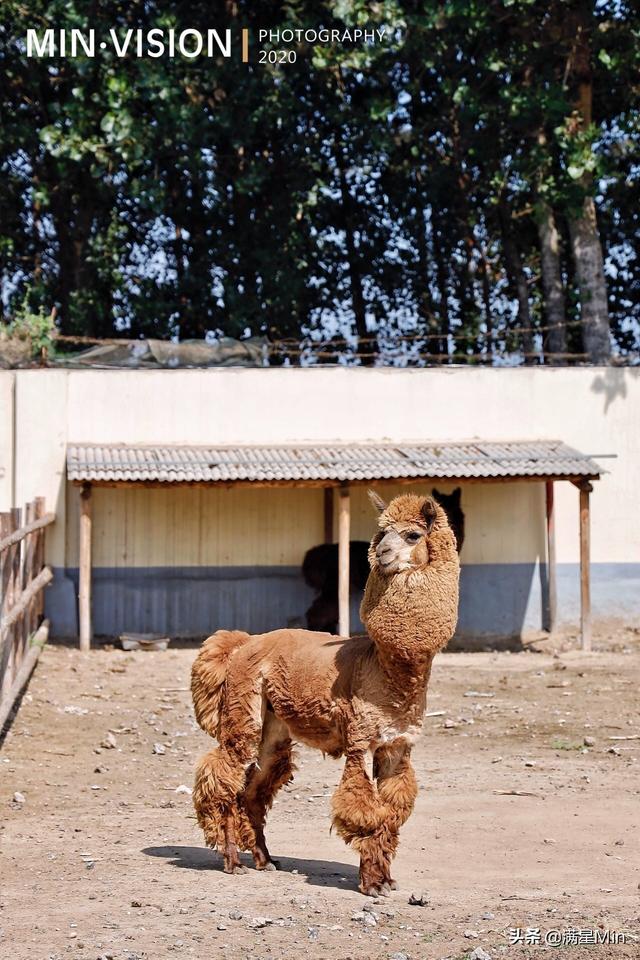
[1,628,639,960]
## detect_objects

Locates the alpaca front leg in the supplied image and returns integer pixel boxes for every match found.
[372,740,418,890]
[331,751,391,896]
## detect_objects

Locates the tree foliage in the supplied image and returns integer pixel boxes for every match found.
[1,0,638,363]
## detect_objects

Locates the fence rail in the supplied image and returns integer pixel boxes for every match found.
[0,499,54,732]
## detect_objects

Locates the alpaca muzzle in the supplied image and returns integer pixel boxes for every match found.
[375,529,413,573]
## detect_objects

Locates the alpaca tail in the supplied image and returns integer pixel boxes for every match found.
[191,629,251,738]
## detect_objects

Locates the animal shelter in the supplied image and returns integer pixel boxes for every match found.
[62,440,601,649]
[1,366,637,647]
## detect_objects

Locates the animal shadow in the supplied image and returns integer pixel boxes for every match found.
[142,845,359,891]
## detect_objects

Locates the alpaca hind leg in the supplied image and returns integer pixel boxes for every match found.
[332,751,391,897]
[372,740,418,890]
[193,671,264,875]
[243,711,294,871]
[193,746,251,874]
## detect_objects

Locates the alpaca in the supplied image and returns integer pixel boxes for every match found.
[191,491,459,896]
[302,486,464,633]
[431,487,465,552]
[302,540,370,632]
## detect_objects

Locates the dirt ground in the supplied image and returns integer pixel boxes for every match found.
[1,628,639,960]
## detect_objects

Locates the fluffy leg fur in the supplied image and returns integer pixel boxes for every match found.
[193,746,253,873]
[191,629,250,737]
[242,711,295,870]
[331,742,417,896]
[331,751,392,896]
[193,658,264,874]
[372,740,418,890]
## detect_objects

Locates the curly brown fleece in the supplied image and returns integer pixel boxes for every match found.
[191,492,459,896]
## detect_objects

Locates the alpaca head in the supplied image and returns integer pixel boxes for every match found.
[367,490,455,575]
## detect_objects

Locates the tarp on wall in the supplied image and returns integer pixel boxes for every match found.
[60,336,269,368]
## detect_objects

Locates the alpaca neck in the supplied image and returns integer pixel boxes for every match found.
[360,551,459,694]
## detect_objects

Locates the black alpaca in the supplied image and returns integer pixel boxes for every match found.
[302,487,465,633]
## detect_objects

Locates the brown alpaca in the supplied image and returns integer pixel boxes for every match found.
[191,492,459,896]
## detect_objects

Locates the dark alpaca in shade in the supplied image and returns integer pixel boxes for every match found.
[431,487,465,552]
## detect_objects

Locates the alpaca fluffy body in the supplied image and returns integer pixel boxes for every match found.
[191,492,459,895]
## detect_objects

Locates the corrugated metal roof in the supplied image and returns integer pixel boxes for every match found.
[67,441,602,484]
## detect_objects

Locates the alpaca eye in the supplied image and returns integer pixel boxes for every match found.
[406,532,421,543]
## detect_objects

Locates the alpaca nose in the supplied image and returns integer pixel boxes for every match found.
[376,542,394,562]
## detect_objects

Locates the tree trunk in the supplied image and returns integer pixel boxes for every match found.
[568,197,611,363]
[537,200,567,362]
[431,206,451,361]
[51,182,93,335]
[498,198,535,364]
[414,196,442,359]
[563,1,611,363]
[479,246,493,361]
[337,156,372,364]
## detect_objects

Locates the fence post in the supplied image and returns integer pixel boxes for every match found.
[0,501,55,730]
[0,513,11,703]
[34,498,46,622]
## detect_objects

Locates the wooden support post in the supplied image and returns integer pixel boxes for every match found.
[324,487,334,544]
[78,483,93,652]
[338,484,350,638]
[23,500,36,647]
[545,480,557,633]
[579,481,593,652]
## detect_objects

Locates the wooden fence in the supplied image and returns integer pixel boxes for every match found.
[0,499,55,731]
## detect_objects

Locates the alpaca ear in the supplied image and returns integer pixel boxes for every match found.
[421,497,438,532]
[368,490,387,514]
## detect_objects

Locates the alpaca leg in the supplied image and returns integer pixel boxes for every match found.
[193,746,252,874]
[243,711,294,871]
[332,751,391,896]
[372,740,418,890]
[193,670,265,874]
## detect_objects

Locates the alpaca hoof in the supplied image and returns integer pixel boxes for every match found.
[225,864,249,875]
[360,882,390,898]
[257,859,280,871]
[388,878,398,890]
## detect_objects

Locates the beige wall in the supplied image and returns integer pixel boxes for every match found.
[0,366,638,570]
[0,373,13,507]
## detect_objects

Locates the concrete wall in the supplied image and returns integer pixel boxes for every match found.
[1,366,638,638]
[0,374,13,507]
